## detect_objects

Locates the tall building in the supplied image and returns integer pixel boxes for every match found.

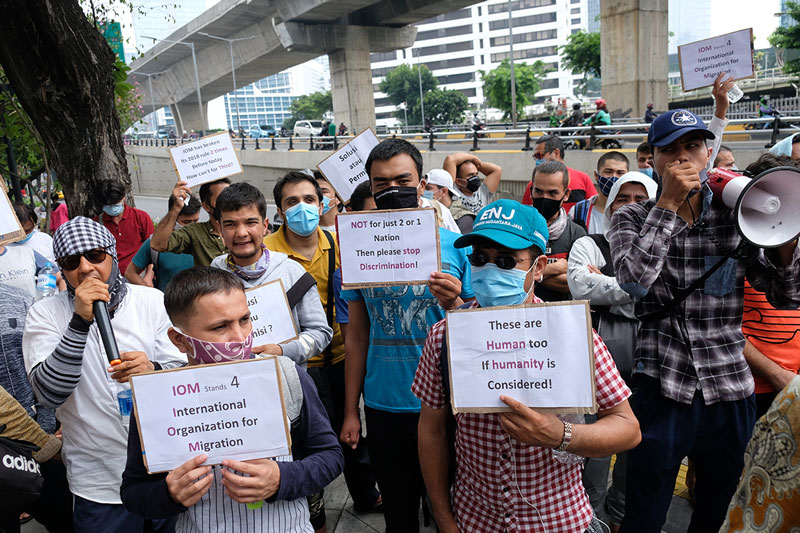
[371,0,592,126]
[668,0,712,54]
[587,0,600,32]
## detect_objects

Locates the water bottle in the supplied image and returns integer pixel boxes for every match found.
[552,413,585,465]
[116,383,133,427]
[726,83,744,104]
[36,262,57,299]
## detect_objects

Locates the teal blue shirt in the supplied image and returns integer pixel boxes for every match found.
[341,227,473,413]
[131,237,194,292]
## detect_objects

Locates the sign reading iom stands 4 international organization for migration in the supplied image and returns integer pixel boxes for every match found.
[678,29,755,92]
[446,301,597,414]
[130,357,291,473]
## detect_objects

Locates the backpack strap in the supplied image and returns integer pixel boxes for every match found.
[321,230,336,367]
[286,272,317,309]
[588,234,615,277]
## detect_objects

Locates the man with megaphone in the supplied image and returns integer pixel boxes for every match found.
[609,76,800,533]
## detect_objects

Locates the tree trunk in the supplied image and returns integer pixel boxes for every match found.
[0,0,130,218]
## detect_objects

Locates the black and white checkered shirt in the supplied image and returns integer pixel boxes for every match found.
[610,186,800,405]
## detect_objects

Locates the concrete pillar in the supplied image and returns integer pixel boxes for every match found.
[600,0,669,119]
[171,101,207,135]
[329,26,375,133]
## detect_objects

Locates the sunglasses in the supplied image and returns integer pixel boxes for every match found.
[57,248,109,271]
[533,150,552,160]
[468,252,526,270]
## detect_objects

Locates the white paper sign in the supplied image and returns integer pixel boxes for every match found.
[678,29,754,92]
[317,128,380,203]
[168,132,243,188]
[336,208,441,288]
[130,357,291,473]
[446,301,597,414]
[0,181,24,246]
[246,280,299,345]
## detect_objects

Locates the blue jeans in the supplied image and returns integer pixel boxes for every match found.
[619,375,755,533]
[73,495,177,533]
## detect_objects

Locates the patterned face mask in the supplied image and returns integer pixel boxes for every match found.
[173,327,254,364]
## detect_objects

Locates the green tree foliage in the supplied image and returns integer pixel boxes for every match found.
[379,64,437,124]
[769,1,800,78]
[560,31,601,78]
[283,91,332,129]
[419,89,469,125]
[480,59,549,120]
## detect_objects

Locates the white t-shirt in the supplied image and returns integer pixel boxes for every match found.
[0,245,39,299]
[458,183,494,214]
[23,285,187,503]
[419,198,461,234]
[9,229,55,262]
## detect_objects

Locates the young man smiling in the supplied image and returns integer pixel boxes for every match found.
[210,182,332,367]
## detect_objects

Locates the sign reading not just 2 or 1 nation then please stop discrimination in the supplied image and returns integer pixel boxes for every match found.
[336,207,441,289]
[130,357,291,473]
[446,300,597,414]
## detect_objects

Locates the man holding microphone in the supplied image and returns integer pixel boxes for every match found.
[23,216,186,532]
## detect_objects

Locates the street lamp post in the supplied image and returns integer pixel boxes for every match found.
[198,33,256,133]
[415,49,425,131]
[133,70,168,130]
[508,0,517,128]
[144,36,205,135]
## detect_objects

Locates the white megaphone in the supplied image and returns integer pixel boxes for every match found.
[707,166,800,248]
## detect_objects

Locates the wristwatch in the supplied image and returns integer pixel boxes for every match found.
[555,421,573,452]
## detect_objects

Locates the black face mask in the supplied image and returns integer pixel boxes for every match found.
[374,186,419,210]
[465,175,482,192]
[531,196,563,221]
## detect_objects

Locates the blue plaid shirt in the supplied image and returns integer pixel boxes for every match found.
[610,186,800,404]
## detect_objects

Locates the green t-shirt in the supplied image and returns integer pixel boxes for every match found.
[166,221,227,266]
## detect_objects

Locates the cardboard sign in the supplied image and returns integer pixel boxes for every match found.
[245,279,299,345]
[336,208,441,289]
[678,29,754,92]
[317,128,380,204]
[130,357,291,473]
[168,132,243,188]
[445,301,597,414]
[0,177,25,246]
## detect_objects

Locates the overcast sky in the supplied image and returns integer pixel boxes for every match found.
[710,0,782,49]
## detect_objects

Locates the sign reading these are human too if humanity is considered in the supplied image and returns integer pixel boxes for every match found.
[678,29,754,92]
[168,132,243,188]
[336,208,441,289]
[245,279,299,345]
[130,357,291,473]
[446,301,597,414]
[317,128,380,204]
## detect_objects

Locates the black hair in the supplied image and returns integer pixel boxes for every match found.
[164,266,244,326]
[214,182,267,220]
[97,179,126,204]
[535,135,565,161]
[596,151,630,172]
[744,153,800,177]
[636,142,651,155]
[13,203,36,224]
[365,139,423,181]
[198,178,231,206]
[793,136,800,145]
[273,171,323,209]
[713,145,735,168]
[168,194,202,217]
[349,180,373,212]
[313,170,329,184]
[533,160,569,191]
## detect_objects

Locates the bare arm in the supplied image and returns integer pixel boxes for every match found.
[475,157,502,194]
[150,181,191,252]
[124,261,152,287]
[418,404,459,533]
[443,153,476,181]
[743,339,797,393]
[340,300,369,448]
[539,259,570,293]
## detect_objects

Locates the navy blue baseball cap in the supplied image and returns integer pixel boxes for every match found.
[647,109,716,147]
[454,199,548,253]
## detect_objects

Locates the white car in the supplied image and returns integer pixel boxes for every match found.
[293,120,324,137]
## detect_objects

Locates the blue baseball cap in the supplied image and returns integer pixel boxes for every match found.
[647,109,715,147]
[454,199,548,253]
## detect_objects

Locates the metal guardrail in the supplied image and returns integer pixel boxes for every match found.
[123,115,800,152]
[668,67,796,99]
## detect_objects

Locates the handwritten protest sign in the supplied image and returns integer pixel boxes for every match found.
[336,208,440,289]
[678,29,754,92]
[245,280,299,345]
[446,301,596,414]
[317,128,380,204]
[168,132,243,188]
[130,357,291,473]
[0,177,25,246]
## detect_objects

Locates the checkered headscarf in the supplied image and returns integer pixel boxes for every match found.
[53,216,128,312]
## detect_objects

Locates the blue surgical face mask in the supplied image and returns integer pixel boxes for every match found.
[595,174,618,197]
[640,167,654,179]
[285,202,320,237]
[321,196,332,215]
[535,158,545,167]
[471,263,535,308]
[422,190,435,200]
[103,203,124,217]
[17,231,34,243]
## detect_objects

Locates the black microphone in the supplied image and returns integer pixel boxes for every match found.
[93,301,121,366]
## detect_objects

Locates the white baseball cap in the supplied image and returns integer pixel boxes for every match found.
[426,168,462,198]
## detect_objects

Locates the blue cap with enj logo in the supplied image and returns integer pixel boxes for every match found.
[454,199,548,253]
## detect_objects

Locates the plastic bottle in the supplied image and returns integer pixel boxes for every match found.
[727,83,744,104]
[116,383,133,427]
[551,413,585,465]
[36,262,57,299]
